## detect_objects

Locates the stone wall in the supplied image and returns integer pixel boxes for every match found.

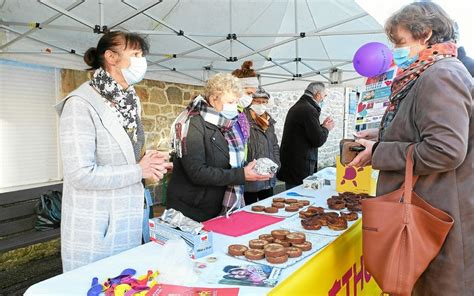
[268,87,349,169]
[60,69,203,204]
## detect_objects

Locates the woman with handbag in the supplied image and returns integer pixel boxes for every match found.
[56,31,169,272]
[350,2,473,295]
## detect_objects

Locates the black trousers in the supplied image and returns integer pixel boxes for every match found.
[244,188,274,205]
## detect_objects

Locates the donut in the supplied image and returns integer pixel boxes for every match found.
[244,249,265,260]
[286,232,306,244]
[307,206,325,214]
[271,230,290,240]
[324,212,340,218]
[328,200,346,210]
[285,247,303,258]
[274,239,291,248]
[299,211,307,218]
[303,210,318,218]
[292,241,312,251]
[327,217,348,231]
[290,202,304,209]
[316,215,328,226]
[249,239,269,249]
[258,234,275,243]
[299,200,310,206]
[264,243,286,257]
[273,197,286,203]
[341,211,359,221]
[272,202,286,209]
[347,202,362,212]
[285,205,299,212]
[251,205,265,212]
[264,207,278,213]
[266,254,288,264]
[228,244,248,256]
[301,218,322,230]
[285,198,298,204]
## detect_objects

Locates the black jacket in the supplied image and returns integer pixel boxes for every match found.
[167,115,245,222]
[277,94,329,185]
[244,108,280,192]
[458,46,474,77]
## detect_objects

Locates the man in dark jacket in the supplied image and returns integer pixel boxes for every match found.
[277,82,335,189]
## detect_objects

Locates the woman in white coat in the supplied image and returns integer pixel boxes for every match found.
[56,31,168,272]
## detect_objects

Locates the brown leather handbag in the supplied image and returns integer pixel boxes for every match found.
[361,146,454,296]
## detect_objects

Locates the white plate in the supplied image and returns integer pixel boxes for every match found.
[280,214,361,237]
[225,233,334,269]
[242,196,315,218]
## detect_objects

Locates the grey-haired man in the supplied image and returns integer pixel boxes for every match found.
[277,82,335,190]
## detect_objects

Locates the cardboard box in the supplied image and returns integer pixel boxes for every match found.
[335,156,378,196]
[148,218,213,259]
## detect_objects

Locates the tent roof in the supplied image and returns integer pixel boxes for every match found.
[0,0,389,90]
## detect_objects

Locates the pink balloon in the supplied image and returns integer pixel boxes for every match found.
[353,42,393,77]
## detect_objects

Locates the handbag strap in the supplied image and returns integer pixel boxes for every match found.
[403,145,419,204]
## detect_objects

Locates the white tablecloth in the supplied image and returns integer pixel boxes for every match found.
[25,185,344,296]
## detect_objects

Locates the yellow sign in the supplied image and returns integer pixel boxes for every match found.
[335,156,377,196]
[269,220,382,296]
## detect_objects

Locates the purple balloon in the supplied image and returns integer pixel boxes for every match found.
[353,42,393,77]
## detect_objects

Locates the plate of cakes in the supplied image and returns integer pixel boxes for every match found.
[226,229,334,268]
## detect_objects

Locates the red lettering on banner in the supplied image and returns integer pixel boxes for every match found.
[328,279,342,296]
[328,256,373,296]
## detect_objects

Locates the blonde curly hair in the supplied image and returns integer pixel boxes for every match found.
[204,73,242,100]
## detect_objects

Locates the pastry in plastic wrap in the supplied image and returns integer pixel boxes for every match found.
[253,157,279,175]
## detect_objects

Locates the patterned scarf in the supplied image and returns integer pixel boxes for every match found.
[250,109,270,131]
[171,96,246,214]
[89,68,144,161]
[379,42,457,140]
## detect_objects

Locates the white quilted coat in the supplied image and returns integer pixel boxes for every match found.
[56,82,144,272]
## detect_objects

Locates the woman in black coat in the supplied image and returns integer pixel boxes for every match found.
[167,73,270,222]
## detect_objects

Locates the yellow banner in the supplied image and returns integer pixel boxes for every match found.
[269,220,381,296]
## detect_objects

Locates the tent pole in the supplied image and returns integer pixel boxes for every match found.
[302,62,352,78]
[237,12,368,60]
[229,0,233,58]
[109,0,164,30]
[294,0,299,75]
[99,0,104,29]
[0,25,82,57]
[0,0,84,51]
[122,0,228,60]
[148,37,227,66]
[256,59,294,72]
[38,0,95,29]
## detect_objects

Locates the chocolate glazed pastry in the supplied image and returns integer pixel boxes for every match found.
[341,211,359,221]
[251,205,265,212]
[327,217,348,231]
[228,244,248,256]
[245,249,265,260]
[264,243,286,257]
[271,230,290,240]
[249,239,269,249]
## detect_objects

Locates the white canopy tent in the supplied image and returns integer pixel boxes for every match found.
[0,0,389,90]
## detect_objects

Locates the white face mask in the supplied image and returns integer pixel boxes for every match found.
[250,104,267,116]
[238,94,253,108]
[221,103,239,119]
[121,57,147,85]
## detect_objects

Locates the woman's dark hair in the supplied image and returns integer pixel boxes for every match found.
[84,31,150,70]
[385,2,455,45]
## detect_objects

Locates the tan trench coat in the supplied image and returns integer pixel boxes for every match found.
[372,58,473,295]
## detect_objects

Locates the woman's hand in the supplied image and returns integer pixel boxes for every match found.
[139,150,168,182]
[244,160,272,181]
[347,139,375,167]
[354,128,379,141]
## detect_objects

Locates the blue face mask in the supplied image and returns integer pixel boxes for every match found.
[221,103,239,119]
[393,47,418,69]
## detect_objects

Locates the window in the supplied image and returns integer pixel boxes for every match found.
[0,59,62,191]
